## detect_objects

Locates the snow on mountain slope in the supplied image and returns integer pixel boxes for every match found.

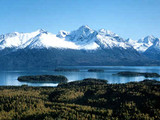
[0,26,100,50]
[64,25,100,50]
[56,30,69,38]
[146,38,160,50]
[126,38,144,51]
[64,25,132,50]
[0,32,20,49]
[0,29,46,49]
[0,25,158,51]
[143,38,160,60]
[25,32,78,49]
[96,29,131,49]
[24,26,100,50]
[98,29,118,37]
[66,26,98,44]
[153,39,160,50]
[127,36,158,52]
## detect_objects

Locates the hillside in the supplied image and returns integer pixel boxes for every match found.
[0,79,160,120]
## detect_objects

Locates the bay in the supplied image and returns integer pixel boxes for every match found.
[0,66,160,86]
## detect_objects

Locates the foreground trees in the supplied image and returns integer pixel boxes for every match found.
[0,79,160,120]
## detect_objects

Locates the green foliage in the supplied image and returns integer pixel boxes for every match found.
[0,79,160,119]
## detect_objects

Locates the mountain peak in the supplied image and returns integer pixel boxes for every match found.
[138,35,156,44]
[79,25,91,29]
[56,30,69,38]
[36,29,47,34]
[126,38,134,42]
[99,29,117,37]
[77,25,94,33]
[0,26,159,53]
[144,35,155,40]
[3,32,19,39]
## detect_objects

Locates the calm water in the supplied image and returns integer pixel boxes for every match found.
[1,66,160,86]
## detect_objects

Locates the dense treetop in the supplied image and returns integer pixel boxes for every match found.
[0,78,160,120]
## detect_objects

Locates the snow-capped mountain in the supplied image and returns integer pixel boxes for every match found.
[24,31,78,49]
[97,29,131,49]
[65,25,100,50]
[0,25,133,50]
[0,29,44,49]
[143,38,160,60]
[56,30,69,38]
[0,25,160,68]
[127,35,159,52]
[0,29,79,50]
[149,38,160,50]
[0,26,159,52]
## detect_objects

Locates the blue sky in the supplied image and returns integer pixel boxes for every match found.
[0,0,160,39]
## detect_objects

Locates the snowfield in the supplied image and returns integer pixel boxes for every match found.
[0,25,159,52]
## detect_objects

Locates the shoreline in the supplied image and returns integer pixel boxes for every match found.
[0,78,159,87]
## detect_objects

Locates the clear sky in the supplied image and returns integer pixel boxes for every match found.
[0,0,160,39]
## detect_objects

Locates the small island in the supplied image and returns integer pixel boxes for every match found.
[58,78,108,87]
[115,71,160,78]
[88,69,104,72]
[17,75,68,83]
[54,68,79,72]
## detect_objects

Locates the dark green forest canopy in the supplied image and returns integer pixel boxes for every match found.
[116,71,160,77]
[0,79,160,120]
[17,75,68,83]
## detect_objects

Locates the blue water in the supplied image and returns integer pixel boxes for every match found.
[0,66,160,86]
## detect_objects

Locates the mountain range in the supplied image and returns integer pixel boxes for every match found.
[0,25,160,69]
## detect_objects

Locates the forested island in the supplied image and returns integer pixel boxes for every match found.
[115,71,160,78]
[0,78,160,120]
[18,75,68,83]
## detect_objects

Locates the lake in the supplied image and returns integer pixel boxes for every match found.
[1,66,160,86]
